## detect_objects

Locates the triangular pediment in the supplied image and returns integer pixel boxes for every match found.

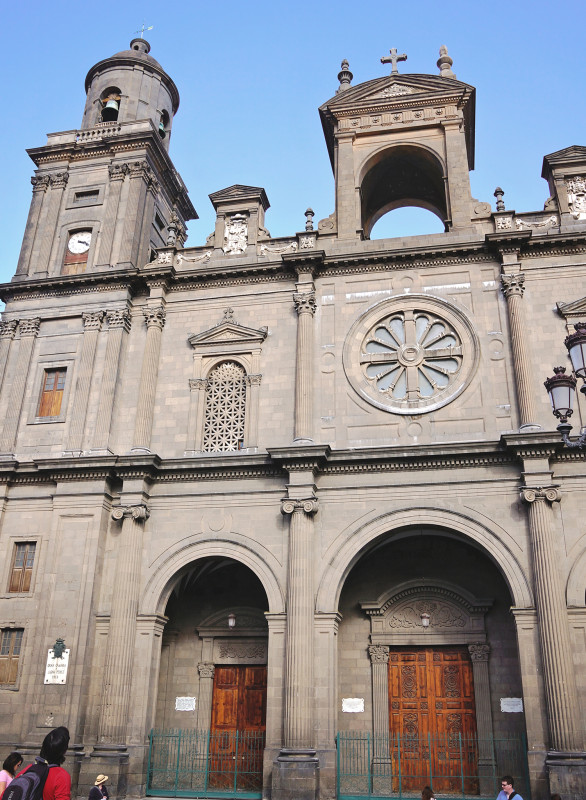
[209,184,270,210]
[188,310,268,350]
[557,297,586,318]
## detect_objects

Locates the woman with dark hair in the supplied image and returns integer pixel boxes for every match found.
[17,727,70,800]
[0,753,23,794]
[421,786,436,800]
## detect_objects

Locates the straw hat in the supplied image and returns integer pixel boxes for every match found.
[95,776,108,785]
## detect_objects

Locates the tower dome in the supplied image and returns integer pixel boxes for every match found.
[81,38,179,150]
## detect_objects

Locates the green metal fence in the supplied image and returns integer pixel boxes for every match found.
[336,732,530,800]
[147,729,266,798]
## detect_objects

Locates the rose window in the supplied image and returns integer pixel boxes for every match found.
[343,295,479,414]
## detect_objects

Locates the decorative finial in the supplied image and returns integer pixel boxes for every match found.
[305,208,315,231]
[381,47,407,75]
[437,45,456,78]
[336,60,353,93]
[166,211,178,246]
[135,23,153,39]
[494,187,506,212]
[223,308,236,323]
[52,638,66,659]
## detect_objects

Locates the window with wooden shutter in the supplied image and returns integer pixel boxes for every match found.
[8,542,36,593]
[0,629,23,685]
[38,368,66,417]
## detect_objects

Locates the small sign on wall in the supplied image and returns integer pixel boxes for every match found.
[342,698,365,713]
[44,649,70,684]
[175,697,196,712]
[500,697,523,713]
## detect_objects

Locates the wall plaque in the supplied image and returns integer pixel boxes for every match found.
[44,649,70,684]
[500,697,523,713]
[175,697,196,711]
[342,698,364,713]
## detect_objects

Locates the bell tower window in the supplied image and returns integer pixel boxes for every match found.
[100,88,121,123]
[159,110,169,139]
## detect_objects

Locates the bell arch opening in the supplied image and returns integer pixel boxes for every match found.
[360,145,448,239]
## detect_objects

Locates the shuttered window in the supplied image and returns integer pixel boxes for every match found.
[8,542,36,593]
[0,629,23,685]
[38,368,66,417]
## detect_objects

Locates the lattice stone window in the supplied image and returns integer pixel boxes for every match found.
[202,361,247,452]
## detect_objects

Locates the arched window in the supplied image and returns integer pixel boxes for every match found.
[159,110,170,139]
[100,87,121,122]
[202,361,247,452]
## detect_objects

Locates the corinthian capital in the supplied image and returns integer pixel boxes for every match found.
[18,318,41,337]
[468,643,490,662]
[106,309,131,331]
[111,504,150,522]
[31,175,51,193]
[82,311,105,331]
[50,172,69,189]
[143,306,166,330]
[520,486,562,505]
[501,272,525,298]
[108,163,129,182]
[293,291,317,316]
[280,497,318,516]
[0,320,18,340]
[198,662,215,679]
[368,644,389,663]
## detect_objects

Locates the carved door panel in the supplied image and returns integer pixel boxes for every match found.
[209,665,267,790]
[388,648,477,793]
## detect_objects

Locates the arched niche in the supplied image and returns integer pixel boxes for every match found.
[360,145,448,238]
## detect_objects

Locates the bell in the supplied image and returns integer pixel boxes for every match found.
[158,121,166,139]
[101,99,119,122]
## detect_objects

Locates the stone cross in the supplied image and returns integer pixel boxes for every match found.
[381,47,407,75]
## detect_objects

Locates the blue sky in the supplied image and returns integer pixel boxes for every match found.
[1,0,585,283]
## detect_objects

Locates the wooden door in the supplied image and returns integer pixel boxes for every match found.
[388,647,478,793]
[209,665,267,790]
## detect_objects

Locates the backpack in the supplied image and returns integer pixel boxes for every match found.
[2,759,51,800]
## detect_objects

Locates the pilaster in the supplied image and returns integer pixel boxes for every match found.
[92,309,132,452]
[293,289,316,444]
[132,305,165,451]
[15,175,50,277]
[35,172,69,276]
[65,311,104,453]
[196,662,215,729]
[468,643,496,794]
[0,321,18,393]
[118,161,152,269]
[0,317,40,454]
[96,164,129,268]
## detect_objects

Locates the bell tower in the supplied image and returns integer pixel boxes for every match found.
[318,46,477,239]
[14,39,196,281]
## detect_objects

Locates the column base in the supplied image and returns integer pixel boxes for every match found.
[546,750,586,800]
[272,748,319,800]
[78,745,130,800]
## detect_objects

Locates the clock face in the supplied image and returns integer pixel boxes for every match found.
[68,231,92,254]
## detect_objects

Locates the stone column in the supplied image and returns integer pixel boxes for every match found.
[368,644,392,790]
[98,503,150,745]
[132,306,165,451]
[245,373,262,448]
[501,272,539,429]
[468,643,496,794]
[335,132,357,239]
[186,378,207,454]
[92,309,131,452]
[196,663,215,729]
[35,172,69,276]
[95,164,128,268]
[273,497,319,800]
[0,321,18,392]
[65,311,104,453]
[16,176,50,277]
[118,161,151,269]
[0,318,40,454]
[520,486,583,751]
[293,292,316,443]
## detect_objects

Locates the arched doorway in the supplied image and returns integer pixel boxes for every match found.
[149,557,269,797]
[336,529,529,799]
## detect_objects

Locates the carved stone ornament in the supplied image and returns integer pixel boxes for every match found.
[299,235,316,249]
[520,486,562,504]
[218,642,266,660]
[31,175,51,192]
[111,504,150,522]
[129,160,151,180]
[259,241,298,255]
[198,663,215,679]
[189,378,208,391]
[496,216,513,230]
[515,215,558,230]
[389,601,465,630]
[245,373,262,386]
[176,250,212,264]
[106,309,131,330]
[468,643,490,661]
[0,320,18,339]
[501,273,525,298]
[82,311,105,331]
[156,251,173,265]
[368,644,389,663]
[223,214,248,255]
[18,318,41,337]
[50,172,69,189]
[293,292,317,316]
[381,84,413,97]
[280,497,319,516]
[566,176,586,220]
[143,306,166,330]
[108,163,129,181]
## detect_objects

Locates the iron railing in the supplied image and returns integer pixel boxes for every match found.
[147,728,265,798]
[336,732,530,800]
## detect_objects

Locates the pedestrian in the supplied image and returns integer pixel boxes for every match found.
[17,727,70,800]
[421,786,436,800]
[0,753,23,794]
[88,776,109,800]
[496,775,523,800]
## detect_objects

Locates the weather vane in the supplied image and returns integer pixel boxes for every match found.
[135,23,153,38]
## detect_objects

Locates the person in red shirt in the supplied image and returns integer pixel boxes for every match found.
[19,727,70,800]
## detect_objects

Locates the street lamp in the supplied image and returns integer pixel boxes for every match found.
[545,322,586,447]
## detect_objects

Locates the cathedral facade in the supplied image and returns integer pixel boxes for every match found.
[0,39,584,800]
